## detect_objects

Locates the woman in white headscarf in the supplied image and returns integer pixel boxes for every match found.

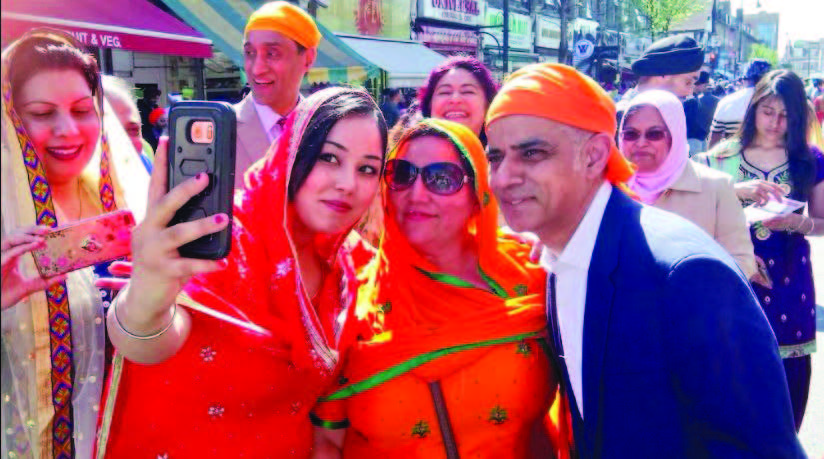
[619,89,757,280]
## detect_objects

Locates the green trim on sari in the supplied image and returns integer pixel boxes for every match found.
[416,267,510,299]
[309,412,351,430]
[322,331,541,401]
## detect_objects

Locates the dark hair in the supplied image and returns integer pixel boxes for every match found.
[9,34,100,104]
[738,70,815,201]
[418,56,498,143]
[288,90,388,199]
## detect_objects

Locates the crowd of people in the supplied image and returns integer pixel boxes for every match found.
[1,1,822,458]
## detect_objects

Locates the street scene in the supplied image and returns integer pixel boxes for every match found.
[1,0,823,457]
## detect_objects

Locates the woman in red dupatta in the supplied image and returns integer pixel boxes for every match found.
[313,119,572,458]
[97,87,388,458]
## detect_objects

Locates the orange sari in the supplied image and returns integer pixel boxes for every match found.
[97,88,373,458]
[314,119,572,458]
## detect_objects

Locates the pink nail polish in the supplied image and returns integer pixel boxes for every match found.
[214,214,226,224]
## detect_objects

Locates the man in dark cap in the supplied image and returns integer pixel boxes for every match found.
[683,70,720,154]
[616,34,705,123]
[708,59,772,148]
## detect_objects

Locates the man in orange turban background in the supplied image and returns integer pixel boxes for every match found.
[485,63,803,458]
[234,1,321,187]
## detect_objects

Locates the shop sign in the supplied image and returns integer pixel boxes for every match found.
[414,24,479,49]
[318,0,411,39]
[68,30,123,48]
[355,0,384,35]
[574,39,595,60]
[535,16,561,49]
[483,8,532,51]
[418,0,483,26]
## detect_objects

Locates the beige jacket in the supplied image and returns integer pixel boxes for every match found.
[233,95,270,189]
[654,160,757,279]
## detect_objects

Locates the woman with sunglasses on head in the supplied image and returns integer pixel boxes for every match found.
[96,87,388,457]
[312,119,572,458]
[695,70,824,431]
[619,90,756,280]
[1,29,149,458]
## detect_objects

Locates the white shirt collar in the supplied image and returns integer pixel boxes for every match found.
[252,99,284,142]
[540,181,613,273]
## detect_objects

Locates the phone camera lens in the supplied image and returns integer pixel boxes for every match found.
[206,148,212,155]
[177,146,183,153]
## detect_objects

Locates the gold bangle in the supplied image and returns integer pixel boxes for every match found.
[112,295,176,340]
[802,218,815,235]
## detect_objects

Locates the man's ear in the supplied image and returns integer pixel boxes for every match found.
[582,133,613,179]
[303,47,318,71]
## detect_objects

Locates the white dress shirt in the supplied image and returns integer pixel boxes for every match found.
[252,99,285,144]
[539,181,612,417]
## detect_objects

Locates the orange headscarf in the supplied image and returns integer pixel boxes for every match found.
[486,63,635,187]
[317,119,572,455]
[332,118,547,390]
[181,88,372,373]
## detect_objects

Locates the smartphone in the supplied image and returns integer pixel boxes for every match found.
[167,101,236,259]
[31,210,136,277]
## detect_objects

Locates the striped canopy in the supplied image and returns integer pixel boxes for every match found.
[161,0,380,84]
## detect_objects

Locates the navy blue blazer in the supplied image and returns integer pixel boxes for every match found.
[564,188,804,458]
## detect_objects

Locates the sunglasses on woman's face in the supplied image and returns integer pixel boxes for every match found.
[384,159,470,196]
[620,128,669,142]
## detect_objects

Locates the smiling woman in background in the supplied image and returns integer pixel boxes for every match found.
[418,56,498,145]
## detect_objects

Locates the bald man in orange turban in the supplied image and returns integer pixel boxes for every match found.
[485,63,803,457]
[234,1,320,187]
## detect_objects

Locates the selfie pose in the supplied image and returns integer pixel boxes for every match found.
[97,87,387,457]
[1,30,149,458]
[313,119,571,458]
[696,69,824,431]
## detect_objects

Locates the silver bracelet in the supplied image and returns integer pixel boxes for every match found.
[112,295,176,340]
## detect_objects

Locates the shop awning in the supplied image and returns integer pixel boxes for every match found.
[1,0,212,58]
[158,0,380,84]
[337,34,447,88]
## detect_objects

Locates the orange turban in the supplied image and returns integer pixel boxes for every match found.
[148,107,166,125]
[244,1,321,49]
[486,63,635,185]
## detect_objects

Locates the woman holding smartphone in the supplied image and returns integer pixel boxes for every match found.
[97,87,388,457]
[1,29,149,458]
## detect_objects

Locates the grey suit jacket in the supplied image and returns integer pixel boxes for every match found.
[233,95,270,189]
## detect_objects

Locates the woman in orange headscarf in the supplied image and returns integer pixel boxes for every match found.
[313,118,572,458]
[97,87,388,457]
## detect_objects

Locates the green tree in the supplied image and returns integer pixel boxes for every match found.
[749,43,778,66]
[628,0,708,37]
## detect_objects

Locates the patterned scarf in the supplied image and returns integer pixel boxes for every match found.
[1,28,148,459]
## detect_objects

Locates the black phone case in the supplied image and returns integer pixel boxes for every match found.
[167,101,236,259]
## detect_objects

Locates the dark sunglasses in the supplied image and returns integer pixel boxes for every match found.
[384,159,470,196]
[620,128,669,142]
